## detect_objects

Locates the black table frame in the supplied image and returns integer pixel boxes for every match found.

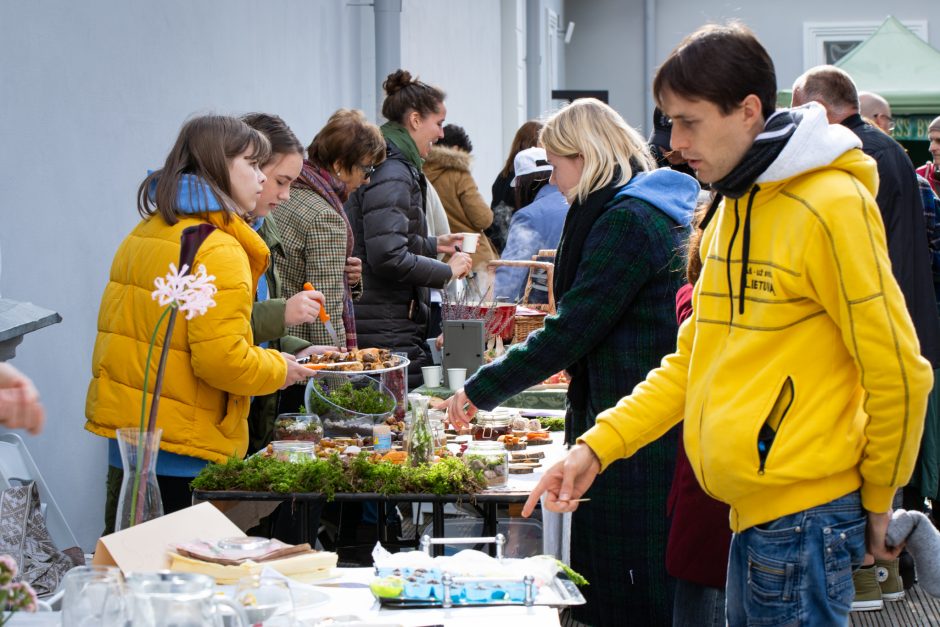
[193,490,531,557]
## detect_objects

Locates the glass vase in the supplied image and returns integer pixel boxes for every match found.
[115,427,164,531]
[405,394,433,466]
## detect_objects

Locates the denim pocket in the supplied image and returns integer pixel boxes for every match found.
[824,516,867,607]
[744,522,802,626]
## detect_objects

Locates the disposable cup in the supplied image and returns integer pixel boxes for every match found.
[448,367,467,390]
[460,233,480,253]
[422,366,443,388]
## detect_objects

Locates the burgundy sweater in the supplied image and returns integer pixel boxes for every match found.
[665,282,733,588]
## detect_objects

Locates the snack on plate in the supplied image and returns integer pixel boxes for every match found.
[511,416,529,431]
[525,431,551,445]
[303,348,398,371]
[498,434,527,451]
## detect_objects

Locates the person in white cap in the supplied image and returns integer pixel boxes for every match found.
[493,147,569,302]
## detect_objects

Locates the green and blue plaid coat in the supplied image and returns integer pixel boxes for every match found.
[465,193,689,625]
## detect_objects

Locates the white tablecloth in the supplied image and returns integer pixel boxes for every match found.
[9,567,562,626]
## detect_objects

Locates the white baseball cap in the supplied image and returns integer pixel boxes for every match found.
[511,147,553,187]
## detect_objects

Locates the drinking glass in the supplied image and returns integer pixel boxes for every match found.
[61,565,127,627]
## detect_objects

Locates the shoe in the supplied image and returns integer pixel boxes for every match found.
[875,557,905,601]
[851,566,884,612]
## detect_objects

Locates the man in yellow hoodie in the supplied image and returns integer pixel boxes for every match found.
[523,22,934,626]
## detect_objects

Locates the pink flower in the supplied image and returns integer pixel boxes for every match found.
[0,555,16,585]
[151,263,217,319]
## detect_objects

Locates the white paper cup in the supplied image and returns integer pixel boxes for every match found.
[447,367,467,390]
[460,232,480,253]
[422,365,442,388]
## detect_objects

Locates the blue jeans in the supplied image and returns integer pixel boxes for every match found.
[726,491,866,626]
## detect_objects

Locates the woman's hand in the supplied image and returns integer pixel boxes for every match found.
[447,252,473,280]
[522,444,601,516]
[443,388,477,429]
[435,334,444,350]
[345,257,362,286]
[436,233,464,254]
[284,289,325,326]
[280,352,316,389]
[0,363,44,435]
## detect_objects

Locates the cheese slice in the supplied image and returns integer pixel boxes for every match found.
[168,551,338,585]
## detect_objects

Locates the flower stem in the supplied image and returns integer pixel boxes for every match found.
[130,305,172,527]
[133,307,178,524]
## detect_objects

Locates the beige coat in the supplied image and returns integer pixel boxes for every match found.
[423,145,497,266]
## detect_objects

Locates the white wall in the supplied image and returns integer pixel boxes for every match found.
[0,0,372,551]
[564,0,647,131]
[401,0,506,202]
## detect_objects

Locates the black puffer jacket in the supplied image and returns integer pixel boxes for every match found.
[843,114,940,367]
[345,142,452,384]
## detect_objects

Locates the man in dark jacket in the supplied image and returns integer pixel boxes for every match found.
[792,67,940,369]
[793,64,940,610]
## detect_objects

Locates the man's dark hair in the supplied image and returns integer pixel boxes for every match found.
[440,124,473,153]
[653,22,777,119]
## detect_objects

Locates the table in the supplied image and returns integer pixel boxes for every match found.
[8,568,563,627]
[193,434,570,560]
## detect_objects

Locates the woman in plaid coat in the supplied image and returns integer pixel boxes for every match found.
[446,99,699,625]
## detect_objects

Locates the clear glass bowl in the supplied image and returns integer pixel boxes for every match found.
[305,373,397,439]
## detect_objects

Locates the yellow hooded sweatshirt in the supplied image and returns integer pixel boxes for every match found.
[85,210,287,464]
[580,104,933,531]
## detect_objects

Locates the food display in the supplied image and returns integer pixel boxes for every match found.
[303,348,399,372]
[498,434,527,451]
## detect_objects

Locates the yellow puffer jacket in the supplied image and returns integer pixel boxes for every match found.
[85,211,288,463]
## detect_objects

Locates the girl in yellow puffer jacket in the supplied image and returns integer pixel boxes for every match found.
[86,115,315,533]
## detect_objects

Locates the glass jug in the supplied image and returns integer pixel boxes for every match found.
[126,572,248,627]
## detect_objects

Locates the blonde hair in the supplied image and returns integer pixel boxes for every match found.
[539,98,653,203]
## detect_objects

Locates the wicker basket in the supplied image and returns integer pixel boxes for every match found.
[486,256,556,343]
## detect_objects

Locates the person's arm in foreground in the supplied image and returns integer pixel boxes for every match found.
[522,312,695,516]
[0,362,45,435]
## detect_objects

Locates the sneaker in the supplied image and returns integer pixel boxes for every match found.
[851,566,884,612]
[875,557,905,601]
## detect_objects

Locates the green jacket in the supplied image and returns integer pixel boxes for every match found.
[248,214,311,453]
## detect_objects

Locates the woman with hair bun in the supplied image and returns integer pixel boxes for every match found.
[345,70,472,386]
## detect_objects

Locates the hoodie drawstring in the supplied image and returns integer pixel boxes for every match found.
[737,185,760,315]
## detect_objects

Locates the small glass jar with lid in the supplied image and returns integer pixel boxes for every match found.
[464,441,509,487]
[471,411,511,441]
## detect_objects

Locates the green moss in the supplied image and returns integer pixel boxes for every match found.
[190,454,486,498]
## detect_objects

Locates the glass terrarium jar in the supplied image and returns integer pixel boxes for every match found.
[271,440,315,463]
[305,373,396,439]
[406,394,434,466]
[464,441,508,487]
[273,413,323,442]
